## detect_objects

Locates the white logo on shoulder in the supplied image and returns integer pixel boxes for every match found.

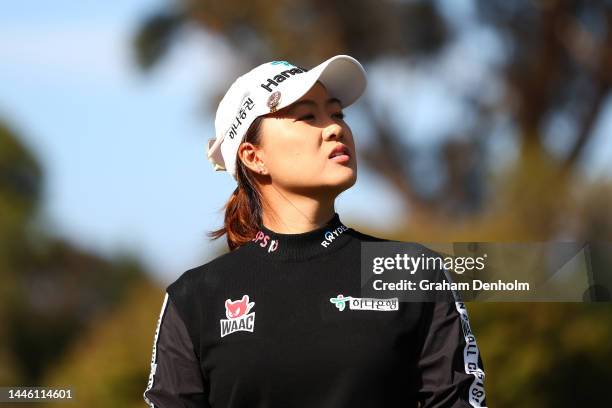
[220,294,255,338]
[329,294,399,311]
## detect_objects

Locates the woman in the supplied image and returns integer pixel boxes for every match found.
[143,55,487,407]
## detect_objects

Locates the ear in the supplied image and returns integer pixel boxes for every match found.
[237,142,266,174]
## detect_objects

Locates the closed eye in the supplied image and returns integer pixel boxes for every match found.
[297,112,345,121]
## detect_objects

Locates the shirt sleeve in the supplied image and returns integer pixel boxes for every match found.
[143,292,210,408]
[415,271,487,407]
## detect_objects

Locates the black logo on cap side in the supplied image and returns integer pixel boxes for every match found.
[260,66,309,93]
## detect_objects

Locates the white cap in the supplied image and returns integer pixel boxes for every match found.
[207,54,367,180]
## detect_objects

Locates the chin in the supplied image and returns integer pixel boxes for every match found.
[325,168,357,190]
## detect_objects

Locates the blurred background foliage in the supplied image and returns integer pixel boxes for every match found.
[2,0,612,407]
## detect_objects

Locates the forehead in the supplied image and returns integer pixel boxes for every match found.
[287,96,342,112]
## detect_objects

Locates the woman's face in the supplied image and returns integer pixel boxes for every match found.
[256,81,357,194]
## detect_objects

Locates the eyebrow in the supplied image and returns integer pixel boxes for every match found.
[287,97,343,112]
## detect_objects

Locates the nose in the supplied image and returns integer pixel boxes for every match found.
[322,123,344,141]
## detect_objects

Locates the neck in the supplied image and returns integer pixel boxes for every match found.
[259,189,337,234]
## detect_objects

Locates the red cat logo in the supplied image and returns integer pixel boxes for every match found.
[225,295,255,319]
[220,295,256,337]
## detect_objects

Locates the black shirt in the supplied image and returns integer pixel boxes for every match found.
[143,212,487,407]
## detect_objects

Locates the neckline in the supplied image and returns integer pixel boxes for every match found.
[240,212,353,262]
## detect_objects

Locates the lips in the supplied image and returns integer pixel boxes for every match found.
[328,144,351,159]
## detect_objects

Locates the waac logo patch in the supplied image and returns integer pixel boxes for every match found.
[220,295,256,338]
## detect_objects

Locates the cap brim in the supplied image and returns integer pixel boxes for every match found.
[314,55,367,108]
[271,55,367,112]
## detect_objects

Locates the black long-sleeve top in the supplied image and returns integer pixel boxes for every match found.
[143,212,487,407]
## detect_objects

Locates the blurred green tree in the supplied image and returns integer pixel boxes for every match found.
[0,120,151,386]
[40,281,166,408]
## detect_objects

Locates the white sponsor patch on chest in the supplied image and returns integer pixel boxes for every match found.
[329,294,399,311]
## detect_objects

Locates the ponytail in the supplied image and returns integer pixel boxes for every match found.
[207,116,265,251]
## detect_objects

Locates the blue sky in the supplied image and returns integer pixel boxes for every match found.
[1,1,611,285]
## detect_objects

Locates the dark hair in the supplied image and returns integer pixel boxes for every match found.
[206,116,266,251]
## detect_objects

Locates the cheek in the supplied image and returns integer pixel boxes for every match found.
[282,148,322,173]
[270,135,321,168]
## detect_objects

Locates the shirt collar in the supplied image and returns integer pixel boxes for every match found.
[241,212,353,262]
